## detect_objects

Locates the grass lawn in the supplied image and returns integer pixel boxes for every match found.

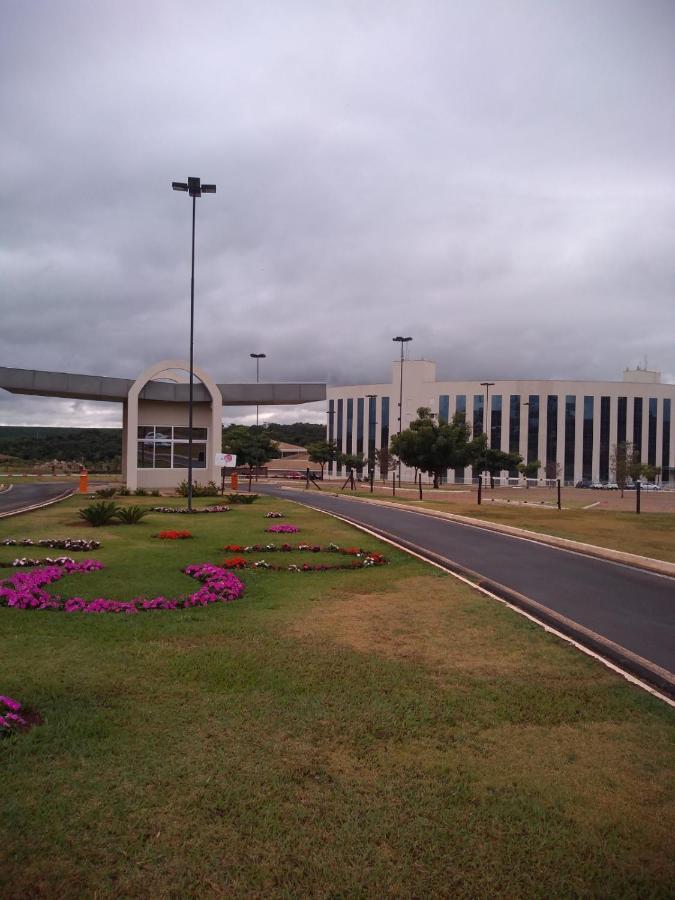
[328,489,675,563]
[1,495,674,897]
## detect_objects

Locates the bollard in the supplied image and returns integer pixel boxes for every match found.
[230,472,238,492]
[636,480,641,515]
[557,478,561,510]
[79,469,89,494]
[392,469,396,496]
[477,476,482,505]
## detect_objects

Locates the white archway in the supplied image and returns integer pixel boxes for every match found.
[123,360,223,490]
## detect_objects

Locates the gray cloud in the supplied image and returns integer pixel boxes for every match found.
[1,0,674,427]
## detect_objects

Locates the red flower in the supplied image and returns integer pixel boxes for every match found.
[159,530,193,540]
[223,557,247,569]
[224,544,244,552]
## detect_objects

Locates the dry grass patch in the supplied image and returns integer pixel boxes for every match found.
[288,574,595,680]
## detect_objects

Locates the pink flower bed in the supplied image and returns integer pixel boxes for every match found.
[0,560,245,614]
[0,695,28,736]
[265,524,300,534]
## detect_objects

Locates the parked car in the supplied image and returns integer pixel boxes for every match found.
[575,480,592,488]
[604,482,619,490]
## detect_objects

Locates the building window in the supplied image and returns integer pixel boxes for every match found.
[527,395,539,464]
[336,399,343,474]
[617,396,627,445]
[346,398,353,455]
[564,395,575,483]
[546,395,558,477]
[509,395,520,475]
[600,396,610,481]
[439,394,449,423]
[328,399,335,475]
[663,399,671,482]
[455,395,466,482]
[473,394,484,436]
[137,426,207,470]
[583,396,593,480]
[367,395,376,468]
[633,397,643,460]
[380,397,390,460]
[648,398,657,466]
[356,397,364,457]
[491,395,502,450]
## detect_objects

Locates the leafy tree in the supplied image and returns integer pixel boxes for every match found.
[611,442,646,497]
[339,453,365,474]
[518,459,541,485]
[473,434,522,487]
[235,422,325,447]
[307,440,338,477]
[390,407,481,488]
[545,460,562,481]
[374,446,397,480]
[222,427,280,471]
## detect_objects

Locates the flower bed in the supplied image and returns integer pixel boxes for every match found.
[0,560,245,613]
[264,512,285,519]
[224,555,386,571]
[265,524,300,534]
[158,530,193,540]
[0,538,100,551]
[224,542,384,559]
[2,556,84,568]
[0,695,32,737]
[151,505,231,514]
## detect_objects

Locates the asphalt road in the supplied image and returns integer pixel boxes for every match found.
[261,485,675,676]
[0,482,74,517]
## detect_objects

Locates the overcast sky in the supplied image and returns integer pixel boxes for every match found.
[1,0,674,428]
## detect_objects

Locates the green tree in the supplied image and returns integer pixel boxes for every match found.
[307,440,338,477]
[374,446,397,480]
[222,427,280,472]
[611,442,646,497]
[339,453,365,475]
[473,434,522,487]
[390,407,481,488]
[518,459,541,486]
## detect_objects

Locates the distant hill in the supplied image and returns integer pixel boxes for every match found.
[0,427,122,470]
[0,421,327,470]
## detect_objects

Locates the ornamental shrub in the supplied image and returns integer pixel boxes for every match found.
[78,501,120,527]
[95,487,117,498]
[115,505,150,525]
[224,493,259,504]
[175,480,220,497]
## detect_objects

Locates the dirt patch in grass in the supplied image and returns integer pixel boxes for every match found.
[287,575,584,680]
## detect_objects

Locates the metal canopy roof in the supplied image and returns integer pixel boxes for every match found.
[0,367,325,406]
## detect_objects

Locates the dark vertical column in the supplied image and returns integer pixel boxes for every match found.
[346,398,354,455]
[336,399,344,475]
[509,394,520,476]
[662,399,671,482]
[455,395,466,483]
[546,395,558,477]
[327,399,335,476]
[633,397,643,460]
[564,395,576,483]
[527,395,539,464]
[599,396,610,481]
[491,395,502,451]
[582,396,594,481]
[648,398,657,467]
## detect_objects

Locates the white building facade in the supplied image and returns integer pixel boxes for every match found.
[327,361,674,484]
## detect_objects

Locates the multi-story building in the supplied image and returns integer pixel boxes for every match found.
[327,361,674,484]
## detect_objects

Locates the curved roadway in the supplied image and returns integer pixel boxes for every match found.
[261,485,675,680]
[0,482,74,517]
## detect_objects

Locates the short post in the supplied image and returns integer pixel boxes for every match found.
[636,480,641,515]
[392,469,396,496]
[350,470,355,491]
[477,475,482,505]
[557,478,561,510]
[248,472,252,492]
[418,473,423,500]
[305,467,310,490]
[370,468,374,493]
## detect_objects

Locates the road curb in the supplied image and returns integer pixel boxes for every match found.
[314,491,675,578]
[0,487,75,519]
[301,502,675,702]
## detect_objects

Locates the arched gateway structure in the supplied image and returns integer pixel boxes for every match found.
[0,362,325,490]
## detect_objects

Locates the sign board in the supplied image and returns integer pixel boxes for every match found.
[215,453,237,467]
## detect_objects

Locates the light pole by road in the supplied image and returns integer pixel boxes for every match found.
[250,353,266,427]
[393,336,412,484]
[171,176,216,512]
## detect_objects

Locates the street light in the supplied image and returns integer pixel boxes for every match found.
[172,176,216,512]
[393,336,412,484]
[250,353,266,427]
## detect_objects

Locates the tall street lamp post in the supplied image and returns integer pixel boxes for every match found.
[172,176,216,512]
[250,353,266,427]
[393,336,412,484]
